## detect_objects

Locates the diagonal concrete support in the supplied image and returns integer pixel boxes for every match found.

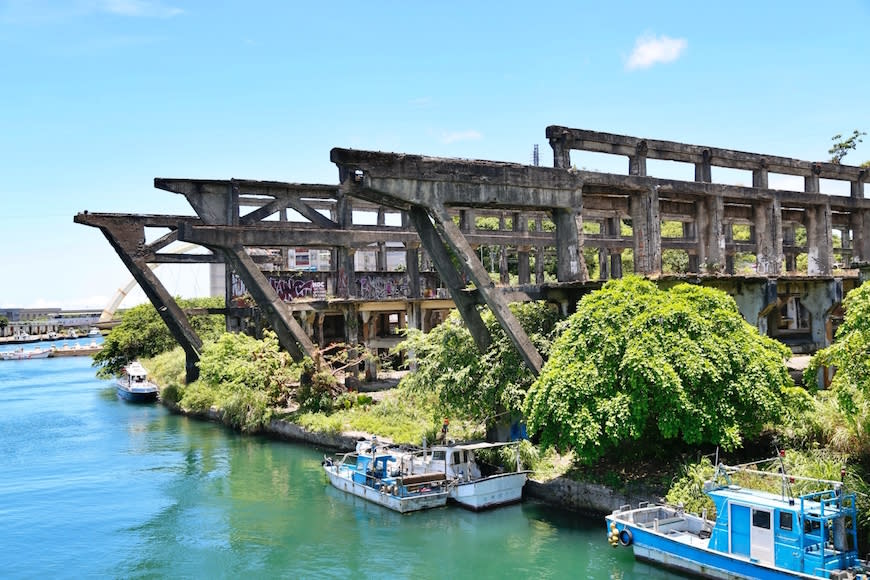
[74,214,203,382]
[407,206,491,352]
[217,242,317,361]
[427,204,543,374]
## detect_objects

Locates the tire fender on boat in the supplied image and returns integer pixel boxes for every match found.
[618,528,633,546]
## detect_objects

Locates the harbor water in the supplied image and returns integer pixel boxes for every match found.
[0,345,687,578]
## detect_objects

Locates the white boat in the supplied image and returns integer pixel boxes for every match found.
[87,328,101,337]
[1,346,52,360]
[66,329,79,339]
[116,361,159,402]
[12,330,32,342]
[323,438,449,513]
[404,440,529,510]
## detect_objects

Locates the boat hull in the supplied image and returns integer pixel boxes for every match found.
[324,465,448,513]
[116,386,159,403]
[450,472,528,510]
[606,516,819,580]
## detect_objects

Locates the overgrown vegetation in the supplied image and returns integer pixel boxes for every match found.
[524,276,806,464]
[94,297,225,378]
[396,301,563,436]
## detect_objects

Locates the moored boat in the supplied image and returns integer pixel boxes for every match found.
[322,438,449,513]
[50,340,103,357]
[116,361,159,403]
[1,346,52,360]
[404,440,530,510]
[606,458,869,579]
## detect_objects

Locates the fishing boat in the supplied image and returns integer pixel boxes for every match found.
[1,346,52,360]
[404,439,530,510]
[322,438,449,513]
[116,361,159,403]
[606,457,869,579]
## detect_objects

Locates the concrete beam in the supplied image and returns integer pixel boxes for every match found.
[547,126,870,182]
[407,206,492,353]
[219,244,316,361]
[427,203,543,374]
[74,213,203,382]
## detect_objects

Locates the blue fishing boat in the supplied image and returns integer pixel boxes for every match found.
[322,438,449,513]
[606,458,869,579]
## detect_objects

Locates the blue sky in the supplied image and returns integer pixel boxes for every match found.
[1,0,868,309]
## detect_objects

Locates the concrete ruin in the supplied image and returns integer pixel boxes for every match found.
[75,126,870,381]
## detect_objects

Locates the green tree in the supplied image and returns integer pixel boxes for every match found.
[829,130,866,164]
[806,281,870,414]
[0,316,8,336]
[397,301,563,435]
[94,297,225,377]
[523,276,803,464]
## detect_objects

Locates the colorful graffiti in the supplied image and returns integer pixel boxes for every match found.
[357,274,414,300]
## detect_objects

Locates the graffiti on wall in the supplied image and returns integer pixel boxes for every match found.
[232,273,327,304]
[232,272,439,303]
[357,274,416,300]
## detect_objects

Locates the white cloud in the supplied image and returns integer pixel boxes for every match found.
[626,34,687,70]
[96,0,183,18]
[409,97,432,107]
[441,130,482,145]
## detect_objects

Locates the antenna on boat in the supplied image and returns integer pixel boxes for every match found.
[776,447,796,505]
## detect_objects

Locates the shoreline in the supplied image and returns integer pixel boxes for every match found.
[160,398,664,516]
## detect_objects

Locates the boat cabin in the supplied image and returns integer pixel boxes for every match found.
[705,482,859,576]
[415,444,486,482]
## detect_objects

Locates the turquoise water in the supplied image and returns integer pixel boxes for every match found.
[0,347,685,578]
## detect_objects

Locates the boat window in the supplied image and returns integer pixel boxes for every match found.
[779,511,793,531]
[431,451,446,461]
[453,451,463,465]
[752,509,771,529]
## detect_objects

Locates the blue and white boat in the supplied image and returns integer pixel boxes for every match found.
[606,459,868,579]
[322,438,449,513]
[116,361,159,403]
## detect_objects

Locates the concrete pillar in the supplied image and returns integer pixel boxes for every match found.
[535,246,545,284]
[630,187,662,275]
[754,199,783,276]
[406,245,420,298]
[724,224,734,275]
[783,225,796,272]
[549,132,571,169]
[498,213,509,284]
[514,212,531,285]
[752,166,769,189]
[598,248,609,280]
[806,203,833,276]
[376,207,387,271]
[553,206,588,282]
[607,217,623,279]
[683,221,700,273]
[629,141,648,176]
[695,150,712,183]
[696,195,725,273]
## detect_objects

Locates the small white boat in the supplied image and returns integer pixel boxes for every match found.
[1,346,52,360]
[66,329,79,339]
[12,330,32,342]
[116,361,159,403]
[87,328,101,337]
[404,440,530,510]
[323,438,449,513]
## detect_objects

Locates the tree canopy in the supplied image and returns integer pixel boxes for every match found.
[523,277,802,463]
[397,301,563,431]
[806,280,870,415]
[93,297,225,377]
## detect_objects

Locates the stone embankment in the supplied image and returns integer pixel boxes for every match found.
[163,400,663,516]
